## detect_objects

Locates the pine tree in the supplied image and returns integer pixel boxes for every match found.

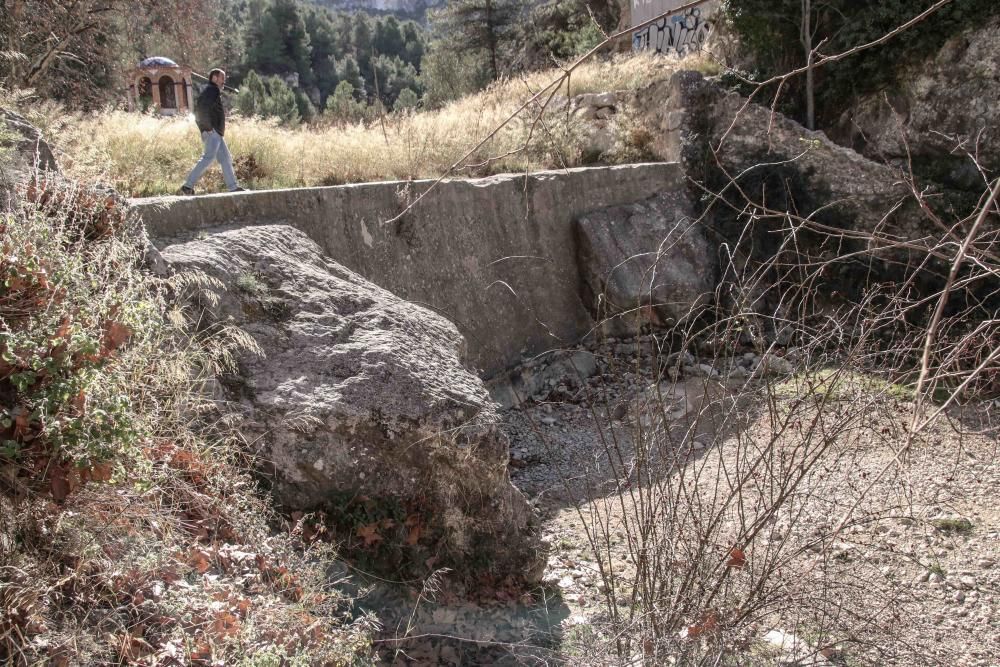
[268,0,313,85]
[336,55,365,100]
[430,0,526,81]
[305,8,341,104]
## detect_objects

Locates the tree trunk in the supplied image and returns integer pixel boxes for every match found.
[801,0,816,130]
[486,0,499,81]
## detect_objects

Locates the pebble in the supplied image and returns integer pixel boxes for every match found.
[977,558,995,569]
[929,572,945,583]
[697,363,719,377]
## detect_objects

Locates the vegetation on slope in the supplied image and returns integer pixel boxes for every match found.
[0,168,373,663]
[23,52,714,197]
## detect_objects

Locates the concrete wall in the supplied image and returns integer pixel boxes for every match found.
[135,162,684,377]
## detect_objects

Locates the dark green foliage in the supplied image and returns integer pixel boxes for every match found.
[418,45,491,108]
[324,80,369,123]
[236,0,428,113]
[372,54,421,107]
[243,0,313,82]
[522,0,619,63]
[429,0,528,81]
[336,55,366,100]
[724,0,1000,126]
[235,70,301,123]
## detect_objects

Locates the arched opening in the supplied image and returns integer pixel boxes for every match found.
[158,75,176,109]
[138,76,153,110]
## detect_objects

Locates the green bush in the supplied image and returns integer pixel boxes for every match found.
[393,87,419,112]
[0,183,154,491]
[235,70,301,124]
[323,80,370,124]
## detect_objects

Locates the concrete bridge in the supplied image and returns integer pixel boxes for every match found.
[134,162,684,378]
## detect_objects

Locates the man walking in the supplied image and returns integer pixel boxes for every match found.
[180,68,244,195]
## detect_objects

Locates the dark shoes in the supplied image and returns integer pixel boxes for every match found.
[177,185,247,195]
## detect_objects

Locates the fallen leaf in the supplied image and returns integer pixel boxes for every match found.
[51,473,69,503]
[102,321,132,354]
[90,462,113,482]
[685,611,719,639]
[726,548,747,569]
[188,549,211,574]
[356,522,382,547]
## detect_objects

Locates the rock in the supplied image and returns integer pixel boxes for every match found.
[594,106,615,120]
[540,417,558,426]
[729,365,749,379]
[489,349,599,410]
[162,224,544,579]
[831,16,1000,184]
[632,70,961,336]
[582,125,615,158]
[977,558,995,569]
[755,354,794,377]
[697,363,719,377]
[929,572,945,584]
[576,190,714,336]
[0,108,58,197]
[763,629,829,665]
[575,92,616,109]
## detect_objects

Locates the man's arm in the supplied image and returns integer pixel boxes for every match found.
[208,86,225,135]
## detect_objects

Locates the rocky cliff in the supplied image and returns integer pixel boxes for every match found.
[831,15,1000,190]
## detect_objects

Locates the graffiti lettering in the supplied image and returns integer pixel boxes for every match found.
[633,7,712,55]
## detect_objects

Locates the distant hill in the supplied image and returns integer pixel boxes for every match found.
[309,0,445,19]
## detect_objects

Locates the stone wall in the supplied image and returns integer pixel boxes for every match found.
[135,162,684,378]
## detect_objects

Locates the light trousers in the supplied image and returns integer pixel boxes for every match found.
[184,130,238,191]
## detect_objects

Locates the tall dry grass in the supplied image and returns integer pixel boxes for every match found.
[36,52,716,196]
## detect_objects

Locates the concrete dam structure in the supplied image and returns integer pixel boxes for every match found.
[135,162,686,378]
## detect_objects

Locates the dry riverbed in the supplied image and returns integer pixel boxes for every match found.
[370,337,999,666]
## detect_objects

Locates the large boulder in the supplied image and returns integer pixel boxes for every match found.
[160,224,544,579]
[575,190,714,335]
[831,16,1000,188]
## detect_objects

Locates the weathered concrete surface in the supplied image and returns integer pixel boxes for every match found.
[576,188,713,336]
[135,163,685,377]
[162,224,544,579]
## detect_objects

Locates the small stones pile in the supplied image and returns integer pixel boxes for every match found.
[492,334,800,410]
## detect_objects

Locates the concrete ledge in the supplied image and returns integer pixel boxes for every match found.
[134,163,684,376]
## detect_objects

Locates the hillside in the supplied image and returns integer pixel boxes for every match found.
[2,2,999,665]
[310,0,445,19]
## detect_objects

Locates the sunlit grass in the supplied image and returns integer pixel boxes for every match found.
[32,51,713,196]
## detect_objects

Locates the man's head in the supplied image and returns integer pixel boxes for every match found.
[209,68,226,89]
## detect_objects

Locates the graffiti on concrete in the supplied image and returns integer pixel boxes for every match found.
[633,7,712,55]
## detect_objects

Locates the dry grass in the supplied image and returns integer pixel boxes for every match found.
[30,52,716,197]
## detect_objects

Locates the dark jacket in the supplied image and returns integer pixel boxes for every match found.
[194,83,225,136]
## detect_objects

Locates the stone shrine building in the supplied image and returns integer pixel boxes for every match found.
[126,57,194,115]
